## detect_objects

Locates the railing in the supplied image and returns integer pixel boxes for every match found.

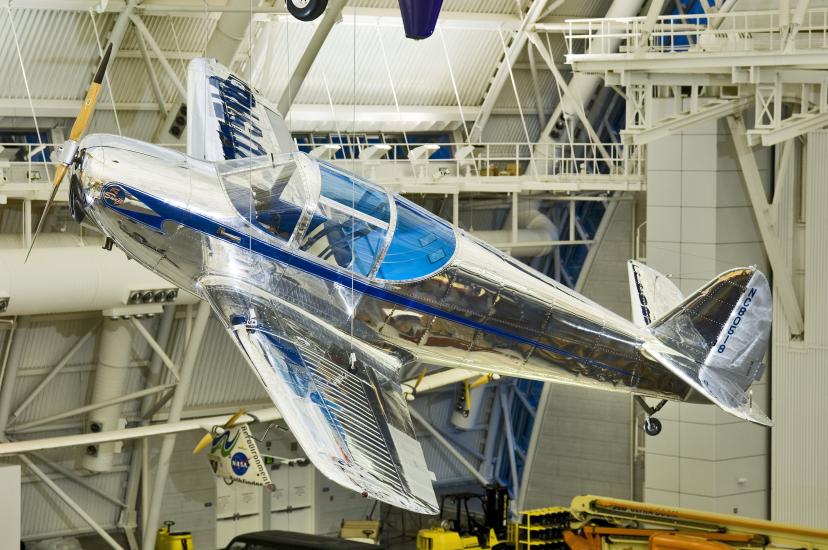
[0,142,185,191]
[0,141,642,192]
[307,141,643,180]
[563,8,828,57]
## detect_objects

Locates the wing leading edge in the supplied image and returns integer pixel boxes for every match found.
[199,276,438,514]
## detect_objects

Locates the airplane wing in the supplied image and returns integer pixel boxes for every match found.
[187,57,297,162]
[197,274,439,514]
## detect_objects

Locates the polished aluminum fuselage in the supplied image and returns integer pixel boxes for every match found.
[75,136,695,404]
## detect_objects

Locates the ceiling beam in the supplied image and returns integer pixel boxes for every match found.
[469,0,551,141]
[6,2,526,29]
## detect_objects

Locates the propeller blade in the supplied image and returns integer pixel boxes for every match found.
[413,367,427,391]
[192,433,214,455]
[68,43,112,141]
[192,409,246,455]
[469,373,494,389]
[24,165,66,262]
[24,43,113,262]
[223,409,246,429]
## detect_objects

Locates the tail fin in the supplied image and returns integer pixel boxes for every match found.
[639,266,772,426]
[627,260,685,328]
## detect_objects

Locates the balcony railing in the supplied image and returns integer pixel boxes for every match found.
[563,8,828,57]
[0,141,642,195]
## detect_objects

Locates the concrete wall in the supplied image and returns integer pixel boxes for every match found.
[770,131,828,527]
[521,198,635,509]
[644,100,770,517]
[0,464,20,550]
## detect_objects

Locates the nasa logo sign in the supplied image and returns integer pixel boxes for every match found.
[231,451,250,476]
[103,185,126,207]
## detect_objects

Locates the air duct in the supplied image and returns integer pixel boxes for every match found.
[471,201,560,257]
[81,317,134,472]
[0,234,196,316]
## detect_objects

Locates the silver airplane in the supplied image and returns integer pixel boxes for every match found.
[45,57,771,514]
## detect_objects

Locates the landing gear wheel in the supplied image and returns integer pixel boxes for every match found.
[644,417,662,436]
[285,0,328,21]
[636,396,667,436]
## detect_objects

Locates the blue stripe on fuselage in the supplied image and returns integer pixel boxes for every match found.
[103,183,634,379]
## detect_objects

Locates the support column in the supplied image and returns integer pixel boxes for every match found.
[276,0,347,116]
[107,0,139,61]
[83,316,134,472]
[142,301,210,550]
[153,0,259,144]
[644,97,770,517]
[0,319,27,435]
[121,305,176,538]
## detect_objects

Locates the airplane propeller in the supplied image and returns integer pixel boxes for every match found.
[192,409,246,454]
[25,43,113,262]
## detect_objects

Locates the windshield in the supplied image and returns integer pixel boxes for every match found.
[319,162,391,223]
[216,154,455,281]
[218,153,311,242]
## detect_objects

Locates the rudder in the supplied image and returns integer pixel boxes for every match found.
[650,266,771,390]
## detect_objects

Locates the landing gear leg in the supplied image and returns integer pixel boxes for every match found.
[635,396,667,436]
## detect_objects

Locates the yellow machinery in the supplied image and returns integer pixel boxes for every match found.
[417,526,501,550]
[516,495,828,550]
[155,520,194,550]
[422,492,828,550]
[417,487,510,550]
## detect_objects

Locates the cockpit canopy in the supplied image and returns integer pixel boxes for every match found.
[217,153,456,281]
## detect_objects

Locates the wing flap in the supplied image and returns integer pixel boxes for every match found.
[201,278,438,514]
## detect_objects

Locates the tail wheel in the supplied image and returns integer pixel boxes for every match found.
[285,0,328,21]
[644,417,662,436]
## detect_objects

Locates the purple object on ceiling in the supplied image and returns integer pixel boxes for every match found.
[398,0,444,40]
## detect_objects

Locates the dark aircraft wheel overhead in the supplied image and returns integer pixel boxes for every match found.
[644,417,662,436]
[285,0,328,21]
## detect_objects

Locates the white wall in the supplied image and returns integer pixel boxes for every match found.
[644,100,771,517]
[770,131,828,527]
[522,199,635,509]
[0,464,21,550]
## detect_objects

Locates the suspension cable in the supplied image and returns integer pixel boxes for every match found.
[6,6,51,182]
[89,8,122,136]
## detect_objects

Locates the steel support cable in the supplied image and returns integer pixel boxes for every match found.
[5,6,52,184]
[438,25,472,144]
[89,8,122,136]
[498,27,539,177]
[375,23,410,154]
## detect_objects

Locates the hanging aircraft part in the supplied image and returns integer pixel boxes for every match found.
[398,0,444,40]
[285,0,328,22]
[39,57,774,514]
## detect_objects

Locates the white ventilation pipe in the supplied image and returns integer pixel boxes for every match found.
[0,234,196,316]
[81,317,134,472]
[541,0,647,142]
[471,201,560,257]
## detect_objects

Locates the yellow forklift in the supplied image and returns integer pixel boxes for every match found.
[416,486,511,550]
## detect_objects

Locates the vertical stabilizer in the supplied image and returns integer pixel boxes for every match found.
[626,260,684,328]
